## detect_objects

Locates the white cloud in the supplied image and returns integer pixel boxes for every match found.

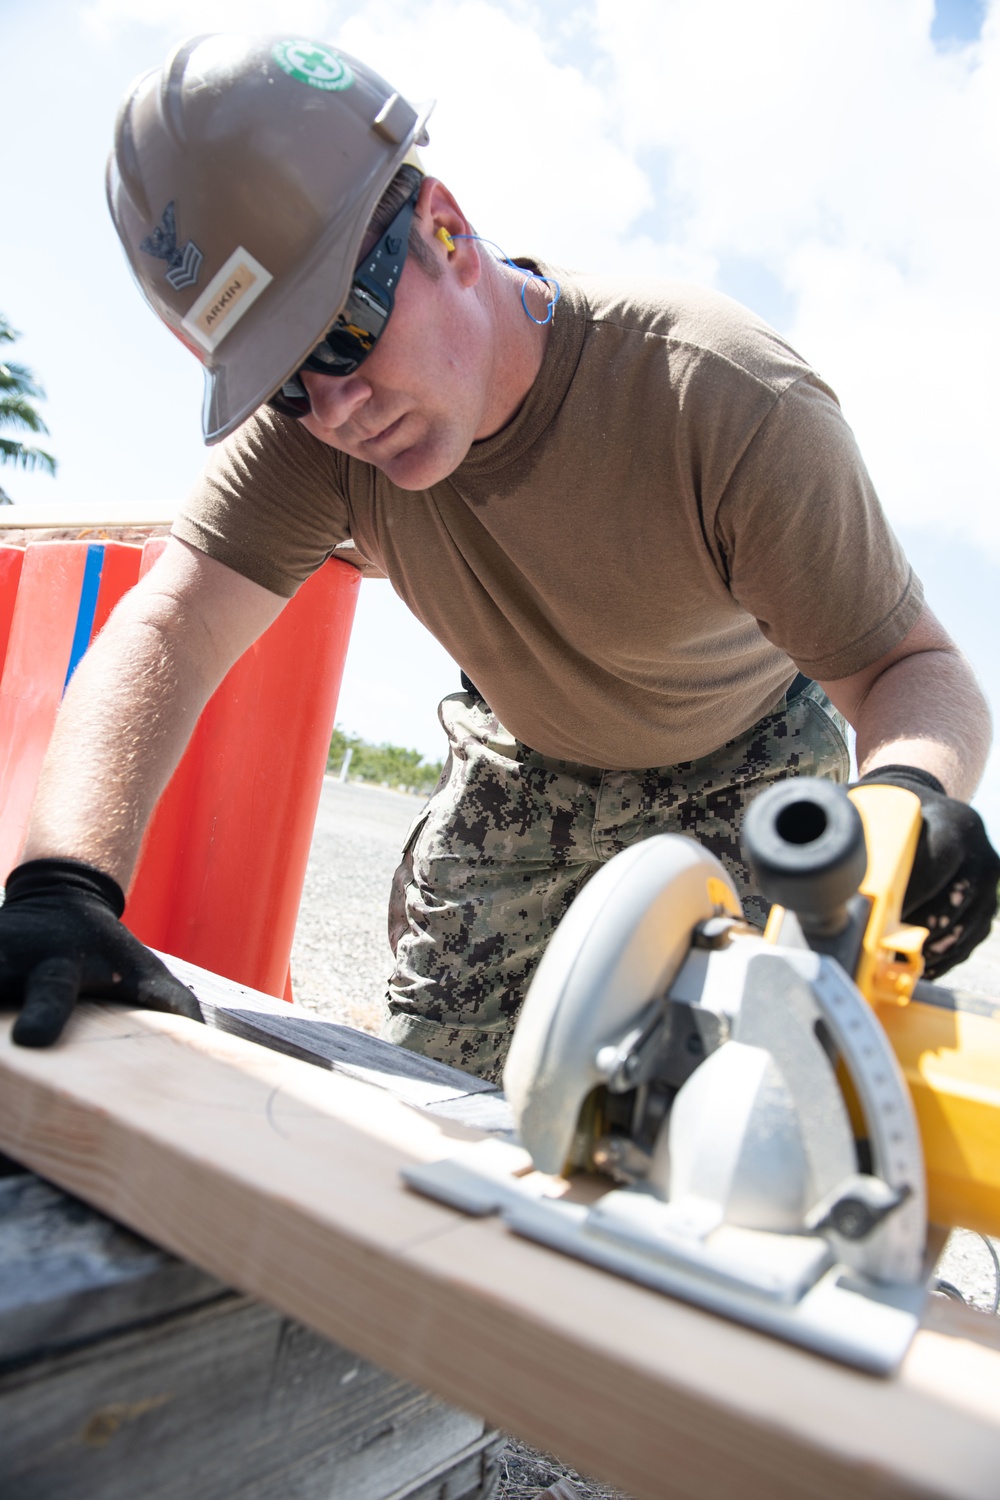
[337,583,458,758]
[81,0,335,41]
[335,0,652,266]
[589,0,1000,549]
[84,0,1000,550]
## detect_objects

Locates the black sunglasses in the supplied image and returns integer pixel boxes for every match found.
[268,183,420,420]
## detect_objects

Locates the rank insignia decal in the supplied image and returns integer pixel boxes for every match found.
[140,202,204,291]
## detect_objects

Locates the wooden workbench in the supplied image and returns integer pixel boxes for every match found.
[2,957,1000,1500]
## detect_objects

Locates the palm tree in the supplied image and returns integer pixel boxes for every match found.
[0,314,56,504]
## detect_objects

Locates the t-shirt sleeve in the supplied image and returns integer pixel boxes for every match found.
[714,376,923,680]
[172,408,381,597]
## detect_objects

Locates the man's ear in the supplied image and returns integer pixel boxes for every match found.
[417,177,478,281]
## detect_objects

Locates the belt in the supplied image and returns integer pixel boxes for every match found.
[462,669,814,709]
[455,667,818,774]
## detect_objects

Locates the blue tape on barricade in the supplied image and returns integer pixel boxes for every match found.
[63,543,105,692]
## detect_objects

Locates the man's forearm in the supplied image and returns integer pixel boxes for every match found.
[848,647,990,801]
[20,604,221,889]
[817,604,992,802]
[16,537,287,891]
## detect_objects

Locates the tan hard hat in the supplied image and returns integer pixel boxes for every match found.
[107,34,433,444]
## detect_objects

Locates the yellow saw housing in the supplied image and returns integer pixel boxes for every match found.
[763,783,1000,1239]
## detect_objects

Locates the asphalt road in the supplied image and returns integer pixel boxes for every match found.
[289,777,417,1031]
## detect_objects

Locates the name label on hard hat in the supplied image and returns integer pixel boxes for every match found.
[182,249,273,353]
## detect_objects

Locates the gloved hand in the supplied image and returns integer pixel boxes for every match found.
[0,858,202,1047]
[856,765,1000,980]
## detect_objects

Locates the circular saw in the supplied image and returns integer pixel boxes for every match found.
[404,777,1000,1374]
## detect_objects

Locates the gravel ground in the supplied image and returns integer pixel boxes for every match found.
[290,777,1000,1499]
[289,776,417,1032]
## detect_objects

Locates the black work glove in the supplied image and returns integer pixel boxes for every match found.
[855,765,1000,980]
[0,859,203,1047]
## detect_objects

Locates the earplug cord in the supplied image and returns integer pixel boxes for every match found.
[447,233,561,326]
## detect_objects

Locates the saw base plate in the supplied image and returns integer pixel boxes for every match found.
[403,1140,931,1376]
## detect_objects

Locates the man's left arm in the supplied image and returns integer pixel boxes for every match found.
[816,603,999,976]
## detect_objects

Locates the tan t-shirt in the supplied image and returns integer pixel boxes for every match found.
[174,270,921,769]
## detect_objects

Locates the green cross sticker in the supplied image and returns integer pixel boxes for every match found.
[273,40,354,92]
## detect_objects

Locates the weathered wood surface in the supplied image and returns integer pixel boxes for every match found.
[1,1236,500,1500]
[0,1172,225,1365]
[0,500,174,545]
[2,964,1000,1500]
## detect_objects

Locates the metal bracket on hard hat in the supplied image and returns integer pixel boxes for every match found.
[373,93,416,145]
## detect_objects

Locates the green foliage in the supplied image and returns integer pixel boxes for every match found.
[328,725,444,795]
[0,314,57,503]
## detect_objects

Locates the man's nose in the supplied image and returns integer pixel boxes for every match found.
[301,368,372,427]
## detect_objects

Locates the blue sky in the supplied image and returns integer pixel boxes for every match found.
[3,0,998,840]
[932,0,987,45]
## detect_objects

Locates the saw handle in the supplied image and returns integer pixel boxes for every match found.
[745,778,928,1004]
[743,780,868,938]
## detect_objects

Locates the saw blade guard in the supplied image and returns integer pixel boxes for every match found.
[503,834,742,1175]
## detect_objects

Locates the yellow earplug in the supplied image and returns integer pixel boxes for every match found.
[435,226,456,253]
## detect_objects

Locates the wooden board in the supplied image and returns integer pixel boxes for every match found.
[2,988,1000,1500]
[0,501,174,544]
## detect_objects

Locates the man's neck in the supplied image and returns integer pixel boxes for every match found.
[474,259,553,441]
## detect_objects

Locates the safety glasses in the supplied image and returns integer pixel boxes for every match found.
[267,183,420,420]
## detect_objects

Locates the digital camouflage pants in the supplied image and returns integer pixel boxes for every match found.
[382,681,850,1083]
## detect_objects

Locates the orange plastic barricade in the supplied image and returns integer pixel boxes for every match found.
[90,541,144,641]
[0,547,25,684]
[0,541,142,880]
[126,539,360,999]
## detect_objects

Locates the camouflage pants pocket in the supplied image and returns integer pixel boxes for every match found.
[383,694,599,1081]
[382,683,850,1078]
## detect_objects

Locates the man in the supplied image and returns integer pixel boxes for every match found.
[1,35,996,1075]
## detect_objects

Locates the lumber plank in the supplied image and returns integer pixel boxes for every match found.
[1,1003,999,1500]
[0,501,174,536]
